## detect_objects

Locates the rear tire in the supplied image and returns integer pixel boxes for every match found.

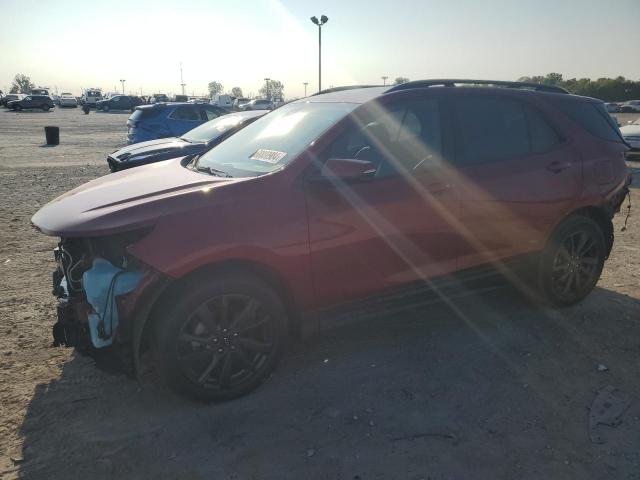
[537,215,606,307]
[154,274,287,402]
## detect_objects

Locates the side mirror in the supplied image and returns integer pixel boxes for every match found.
[319,158,376,180]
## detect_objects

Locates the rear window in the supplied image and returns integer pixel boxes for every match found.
[556,100,622,143]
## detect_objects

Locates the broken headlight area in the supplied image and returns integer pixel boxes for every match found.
[52,228,155,354]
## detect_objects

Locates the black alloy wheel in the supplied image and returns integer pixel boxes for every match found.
[539,216,606,306]
[155,275,286,401]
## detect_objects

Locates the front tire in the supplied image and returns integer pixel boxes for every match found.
[538,215,606,307]
[154,274,287,401]
[102,105,110,112]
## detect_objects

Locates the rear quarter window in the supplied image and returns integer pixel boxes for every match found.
[555,100,622,143]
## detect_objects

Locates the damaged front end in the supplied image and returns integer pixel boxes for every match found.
[52,229,165,372]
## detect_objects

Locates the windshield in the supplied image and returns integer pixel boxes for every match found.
[195,102,357,177]
[182,114,246,143]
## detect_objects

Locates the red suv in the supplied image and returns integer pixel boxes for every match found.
[32,80,631,401]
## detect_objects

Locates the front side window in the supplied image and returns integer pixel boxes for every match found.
[325,99,443,177]
[195,102,357,177]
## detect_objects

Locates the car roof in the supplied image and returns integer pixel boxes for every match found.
[300,86,387,104]
[297,79,577,105]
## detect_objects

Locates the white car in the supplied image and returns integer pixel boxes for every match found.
[619,100,640,113]
[620,117,640,155]
[59,93,78,108]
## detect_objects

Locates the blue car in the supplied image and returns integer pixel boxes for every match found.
[108,110,267,172]
[126,102,229,144]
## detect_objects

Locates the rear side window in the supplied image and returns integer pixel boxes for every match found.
[454,97,529,164]
[526,107,561,153]
[170,106,200,121]
[555,100,622,143]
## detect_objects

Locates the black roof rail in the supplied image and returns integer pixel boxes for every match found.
[385,79,569,94]
[311,85,383,96]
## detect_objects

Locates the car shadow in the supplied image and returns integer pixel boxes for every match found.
[12,281,640,479]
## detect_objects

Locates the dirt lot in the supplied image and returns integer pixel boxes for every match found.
[0,107,639,480]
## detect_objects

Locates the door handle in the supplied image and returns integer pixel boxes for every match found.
[546,161,572,173]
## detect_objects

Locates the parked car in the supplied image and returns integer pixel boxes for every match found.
[58,93,78,108]
[619,100,640,113]
[96,95,143,112]
[620,117,640,156]
[605,102,620,113]
[210,94,233,109]
[1,93,25,107]
[151,94,169,103]
[8,94,54,111]
[81,89,103,106]
[242,99,274,110]
[32,80,631,401]
[232,97,250,111]
[107,110,266,171]
[126,102,229,144]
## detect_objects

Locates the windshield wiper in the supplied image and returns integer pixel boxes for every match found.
[195,165,233,178]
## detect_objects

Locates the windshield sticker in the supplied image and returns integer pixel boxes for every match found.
[250,149,287,164]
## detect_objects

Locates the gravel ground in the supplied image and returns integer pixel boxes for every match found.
[0,107,639,480]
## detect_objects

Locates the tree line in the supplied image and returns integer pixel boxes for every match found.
[518,73,640,102]
[9,72,639,102]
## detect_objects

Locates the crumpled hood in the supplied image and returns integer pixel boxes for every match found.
[111,137,193,159]
[32,158,242,237]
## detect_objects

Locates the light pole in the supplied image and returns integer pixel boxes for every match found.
[264,77,270,100]
[119,79,126,94]
[381,76,388,86]
[310,15,328,92]
[303,82,309,96]
[180,62,186,96]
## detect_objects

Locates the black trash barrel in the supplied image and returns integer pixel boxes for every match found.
[44,126,59,145]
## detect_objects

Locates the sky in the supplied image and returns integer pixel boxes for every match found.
[1,0,639,98]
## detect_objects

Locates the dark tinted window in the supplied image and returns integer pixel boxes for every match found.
[526,107,561,153]
[327,99,442,176]
[170,106,200,121]
[202,107,223,121]
[454,97,529,164]
[129,107,164,122]
[556,100,622,143]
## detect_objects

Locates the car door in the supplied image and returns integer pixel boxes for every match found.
[450,94,581,270]
[167,106,202,136]
[23,96,33,108]
[304,97,461,308]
